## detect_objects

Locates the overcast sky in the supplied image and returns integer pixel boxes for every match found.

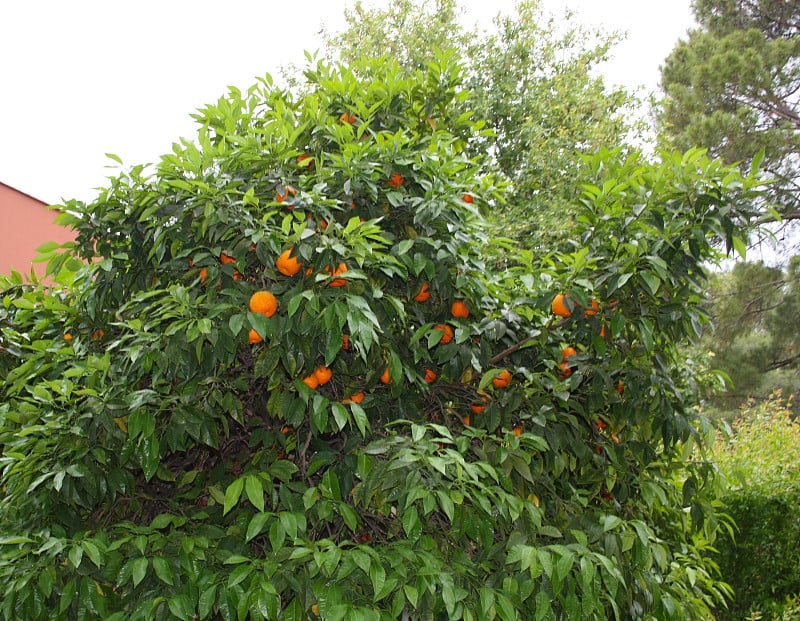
[0,0,694,205]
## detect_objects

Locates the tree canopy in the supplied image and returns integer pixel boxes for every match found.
[0,55,764,620]
[324,0,641,249]
[658,0,800,231]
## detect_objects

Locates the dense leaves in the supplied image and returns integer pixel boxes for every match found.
[658,0,800,233]
[0,56,762,619]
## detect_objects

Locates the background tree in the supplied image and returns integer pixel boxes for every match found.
[0,56,763,620]
[700,258,800,414]
[324,0,642,249]
[658,0,800,235]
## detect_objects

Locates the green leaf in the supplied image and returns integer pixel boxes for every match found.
[246,512,272,542]
[245,475,265,512]
[153,556,174,586]
[223,477,245,515]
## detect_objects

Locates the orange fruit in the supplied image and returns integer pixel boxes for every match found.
[343,391,365,404]
[561,346,577,360]
[423,368,437,384]
[339,112,356,124]
[313,366,332,386]
[311,604,319,616]
[302,374,320,389]
[380,367,392,385]
[199,267,209,284]
[596,418,609,430]
[462,416,470,426]
[63,333,73,341]
[492,369,511,388]
[249,291,278,317]
[249,329,263,344]
[276,248,302,277]
[327,262,348,287]
[551,293,571,317]
[470,402,486,415]
[451,301,469,318]
[617,380,624,395]
[297,154,313,168]
[513,426,522,437]
[559,360,572,379]
[342,334,350,350]
[91,329,105,340]
[462,193,474,203]
[413,283,431,302]
[275,185,297,203]
[599,325,607,338]
[433,324,453,345]
[281,426,292,434]
[220,252,237,265]
[584,298,600,318]
[387,172,404,187]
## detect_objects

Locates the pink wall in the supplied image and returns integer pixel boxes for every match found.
[0,182,77,278]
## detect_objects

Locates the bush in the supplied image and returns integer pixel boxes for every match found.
[713,394,800,620]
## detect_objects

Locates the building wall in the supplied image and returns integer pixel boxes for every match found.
[0,181,76,278]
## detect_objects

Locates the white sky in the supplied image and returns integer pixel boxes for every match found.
[0,0,694,205]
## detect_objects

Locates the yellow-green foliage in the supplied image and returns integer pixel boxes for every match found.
[712,393,800,620]
[714,392,800,491]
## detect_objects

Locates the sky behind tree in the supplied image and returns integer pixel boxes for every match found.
[0,0,693,204]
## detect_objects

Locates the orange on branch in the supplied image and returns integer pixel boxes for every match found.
[302,374,320,389]
[584,298,600,318]
[559,360,572,379]
[387,172,404,187]
[249,291,278,317]
[326,262,348,287]
[451,300,469,318]
[433,324,453,344]
[423,368,437,384]
[248,329,263,344]
[551,293,572,317]
[276,248,302,277]
[462,193,474,203]
[492,369,511,388]
[343,392,365,404]
[470,402,486,415]
[313,366,332,386]
[561,346,577,360]
[380,367,392,385]
[413,282,431,302]
[220,252,237,265]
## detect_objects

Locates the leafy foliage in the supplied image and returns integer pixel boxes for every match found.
[658,0,800,234]
[712,394,800,620]
[0,56,763,620]
[324,0,641,249]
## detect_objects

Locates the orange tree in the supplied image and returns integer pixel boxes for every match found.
[0,56,762,620]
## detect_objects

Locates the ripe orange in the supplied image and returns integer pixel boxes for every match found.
[433,324,453,344]
[311,604,320,616]
[462,193,474,204]
[596,418,609,430]
[462,415,470,426]
[199,267,209,284]
[91,329,105,340]
[313,365,332,386]
[617,380,624,395]
[343,392,365,404]
[297,154,314,168]
[387,172,404,187]
[470,402,486,415]
[220,252,237,265]
[380,367,392,385]
[63,333,73,341]
[559,360,572,379]
[413,283,431,302]
[551,293,571,317]
[342,334,350,350]
[249,329,263,344]
[276,248,302,277]
[561,346,577,360]
[339,112,356,124]
[451,300,469,318]
[513,426,522,437]
[249,291,278,317]
[492,369,511,388]
[584,298,600,318]
[327,262,348,287]
[275,185,298,203]
[423,368,437,384]
[302,374,320,389]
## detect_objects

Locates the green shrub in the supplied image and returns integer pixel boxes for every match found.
[713,393,800,620]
